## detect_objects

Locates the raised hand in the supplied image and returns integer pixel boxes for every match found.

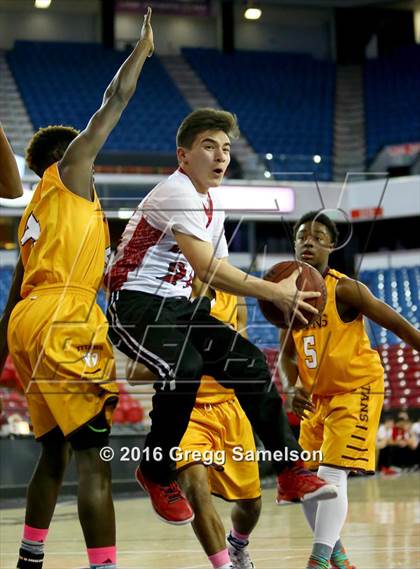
[141,6,154,57]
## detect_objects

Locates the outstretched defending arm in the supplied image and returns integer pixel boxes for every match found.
[336,278,420,352]
[59,7,154,199]
[0,124,23,199]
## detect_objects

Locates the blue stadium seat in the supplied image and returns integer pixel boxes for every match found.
[182,48,335,181]
[364,45,420,160]
[7,41,191,153]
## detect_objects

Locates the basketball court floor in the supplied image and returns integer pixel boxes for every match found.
[1,473,419,569]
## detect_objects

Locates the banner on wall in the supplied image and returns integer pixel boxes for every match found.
[116,1,211,17]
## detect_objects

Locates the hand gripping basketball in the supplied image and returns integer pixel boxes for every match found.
[259,261,327,329]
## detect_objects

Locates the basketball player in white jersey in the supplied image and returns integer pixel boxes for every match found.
[106,108,337,529]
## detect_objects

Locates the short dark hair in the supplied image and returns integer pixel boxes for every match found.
[293,210,339,244]
[176,108,239,148]
[25,125,79,177]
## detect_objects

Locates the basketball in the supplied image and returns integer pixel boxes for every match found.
[258,261,327,329]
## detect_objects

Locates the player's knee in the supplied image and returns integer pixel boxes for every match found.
[184,481,213,510]
[233,343,270,388]
[317,465,348,488]
[68,409,111,452]
[176,350,204,384]
[236,497,262,520]
[179,466,212,508]
[39,427,71,480]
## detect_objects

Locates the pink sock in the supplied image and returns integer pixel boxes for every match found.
[209,548,231,568]
[23,524,49,543]
[231,528,250,542]
[87,545,116,566]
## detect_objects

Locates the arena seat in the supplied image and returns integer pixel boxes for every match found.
[114,386,145,425]
[364,45,420,161]
[182,47,335,181]
[7,41,191,153]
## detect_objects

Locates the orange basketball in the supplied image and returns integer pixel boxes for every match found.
[258,260,327,329]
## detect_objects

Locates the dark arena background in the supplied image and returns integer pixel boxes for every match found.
[0,0,419,567]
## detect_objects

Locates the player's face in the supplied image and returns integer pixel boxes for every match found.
[294,221,333,269]
[177,130,231,193]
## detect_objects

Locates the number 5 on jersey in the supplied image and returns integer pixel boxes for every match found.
[303,335,318,369]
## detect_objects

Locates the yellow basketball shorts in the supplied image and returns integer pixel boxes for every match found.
[176,397,261,501]
[299,375,384,473]
[7,285,118,439]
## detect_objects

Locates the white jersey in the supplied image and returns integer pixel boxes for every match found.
[106,169,228,298]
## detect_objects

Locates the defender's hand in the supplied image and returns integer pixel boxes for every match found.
[141,7,154,57]
[292,386,314,419]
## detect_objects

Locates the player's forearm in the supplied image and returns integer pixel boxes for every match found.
[199,259,276,301]
[375,304,420,351]
[0,126,23,199]
[104,39,152,105]
[392,321,420,351]
[279,352,299,389]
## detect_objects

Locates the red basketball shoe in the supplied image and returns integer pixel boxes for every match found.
[276,462,337,504]
[135,466,194,525]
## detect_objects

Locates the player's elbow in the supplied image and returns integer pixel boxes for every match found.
[195,266,210,284]
[195,261,216,284]
[0,183,23,199]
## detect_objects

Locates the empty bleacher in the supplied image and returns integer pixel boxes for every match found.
[6,41,191,153]
[182,47,335,181]
[364,45,420,161]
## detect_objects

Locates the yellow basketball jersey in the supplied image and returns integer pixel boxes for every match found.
[292,268,383,395]
[18,162,110,298]
[195,290,238,404]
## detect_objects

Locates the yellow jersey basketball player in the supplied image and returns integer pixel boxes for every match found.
[0,8,154,569]
[280,210,420,569]
[178,280,260,569]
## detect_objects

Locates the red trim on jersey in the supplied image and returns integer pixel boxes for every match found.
[106,217,164,292]
[204,192,213,228]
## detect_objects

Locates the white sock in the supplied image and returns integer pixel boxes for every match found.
[314,466,349,548]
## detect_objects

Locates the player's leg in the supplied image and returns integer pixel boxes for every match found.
[305,466,350,569]
[179,465,232,569]
[191,317,337,503]
[17,429,71,569]
[227,499,261,569]
[298,397,353,569]
[205,397,260,569]
[303,381,383,569]
[108,291,204,483]
[9,306,70,569]
[69,409,117,569]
